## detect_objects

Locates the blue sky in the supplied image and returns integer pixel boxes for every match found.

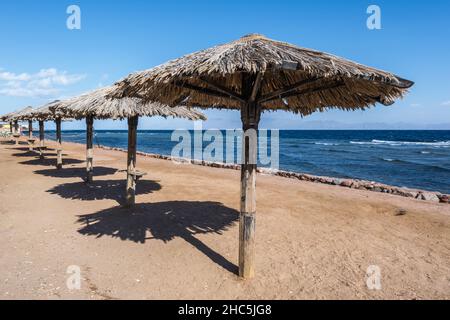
[0,0,449,130]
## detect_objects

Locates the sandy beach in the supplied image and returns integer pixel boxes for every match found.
[1,137,450,300]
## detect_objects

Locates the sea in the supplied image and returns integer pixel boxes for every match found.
[39,130,450,194]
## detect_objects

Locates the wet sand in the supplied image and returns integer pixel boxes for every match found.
[1,137,450,299]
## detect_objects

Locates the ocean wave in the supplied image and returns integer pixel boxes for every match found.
[351,139,450,147]
[314,142,340,146]
[380,157,450,172]
[63,133,84,138]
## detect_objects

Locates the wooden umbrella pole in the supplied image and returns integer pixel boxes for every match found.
[28,120,34,151]
[14,120,20,145]
[239,73,262,279]
[39,121,45,159]
[239,102,260,279]
[126,116,139,207]
[55,118,63,169]
[86,116,94,183]
[28,120,33,138]
[9,121,14,143]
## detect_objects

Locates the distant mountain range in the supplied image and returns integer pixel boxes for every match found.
[276,121,450,130]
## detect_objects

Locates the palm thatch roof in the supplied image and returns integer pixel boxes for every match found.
[53,85,206,121]
[29,100,72,121]
[112,34,413,115]
[0,110,17,122]
[1,106,34,122]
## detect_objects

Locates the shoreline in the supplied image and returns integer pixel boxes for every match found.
[7,133,450,203]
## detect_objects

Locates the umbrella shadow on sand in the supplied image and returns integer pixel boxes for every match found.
[34,166,118,179]
[1,140,16,145]
[19,158,84,166]
[12,151,67,158]
[46,179,162,205]
[9,146,53,152]
[1,142,29,148]
[4,141,28,146]
[76,201,239,274]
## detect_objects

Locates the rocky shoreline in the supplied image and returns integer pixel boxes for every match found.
[98,145,450,205]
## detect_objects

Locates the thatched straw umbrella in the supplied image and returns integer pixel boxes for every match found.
[53,85,206,206]
[0,111,18,136]
[30,101,71,166]
[14,107,39,151]
[4,106,33,145]
[111,34,414,278]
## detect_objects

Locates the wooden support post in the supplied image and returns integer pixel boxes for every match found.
[55,118,62,169]
[238,73,263,279]
[14,121,19,145]
[239,103,260,279]
[86,116,94,183]
[28,120,34,151]
[126,116,138,207]
[39,121,45,159]
[9,122,13,143]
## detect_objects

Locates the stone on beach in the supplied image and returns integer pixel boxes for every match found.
[417,192,441,203]
[438,194,450,203]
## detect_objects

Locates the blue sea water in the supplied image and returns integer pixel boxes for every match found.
[40,130,450,194]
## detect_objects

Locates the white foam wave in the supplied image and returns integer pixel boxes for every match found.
[314,142,339,146]
[350,139,450,147]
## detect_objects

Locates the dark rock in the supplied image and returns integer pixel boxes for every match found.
[438,194,450,203]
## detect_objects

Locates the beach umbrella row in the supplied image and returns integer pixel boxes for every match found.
[5,102,71,161]
[0,110,16,139]
[9,106,41,151]
[110,34,414,278]
[0,85,206,207]
[0,110,18,135]
[1,106,33,145]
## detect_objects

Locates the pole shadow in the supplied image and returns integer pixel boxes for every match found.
[46,179,162,205]
[34,166,118,179]
[76,201,239,274]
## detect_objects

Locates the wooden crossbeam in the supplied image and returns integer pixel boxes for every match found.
[257,78,323,104]
[262,81,345,105]
[198,77,246,103]
[249,73,264,102]
[174,80,240,102]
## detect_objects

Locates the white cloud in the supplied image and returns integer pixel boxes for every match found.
[0,71,31,81]
[0,68,86,98]
[441,101,450,106]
